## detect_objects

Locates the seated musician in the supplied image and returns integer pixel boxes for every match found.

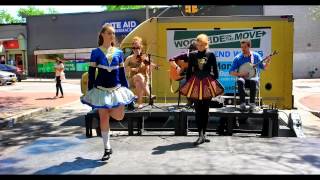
[229,39,271,111]
[169,42,197,106]
[124,36,152,109]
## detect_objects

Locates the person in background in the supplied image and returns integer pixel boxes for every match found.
[54,58,65,98]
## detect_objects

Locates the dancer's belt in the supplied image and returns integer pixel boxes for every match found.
[96,85,121,92]
[97,64,123,72]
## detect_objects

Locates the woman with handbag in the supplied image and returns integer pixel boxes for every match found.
[54,58,64,98]
[180,34,224,146]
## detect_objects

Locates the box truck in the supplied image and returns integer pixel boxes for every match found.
[77,15,291,110]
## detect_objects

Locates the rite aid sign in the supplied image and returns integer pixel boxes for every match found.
[103,20,139,35]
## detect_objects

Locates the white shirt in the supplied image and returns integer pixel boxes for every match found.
[55,63,64,77]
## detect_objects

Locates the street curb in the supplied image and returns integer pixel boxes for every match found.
[0,107,54,128]
[22,79,80,83]
[0,100,81,128]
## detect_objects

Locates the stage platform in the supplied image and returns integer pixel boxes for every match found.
[85,104,281,138]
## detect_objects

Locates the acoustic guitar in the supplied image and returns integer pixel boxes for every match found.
[169,59,189,81]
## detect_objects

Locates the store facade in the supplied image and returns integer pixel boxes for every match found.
[27,10,150,78]
[0,24,28,74]
[27,6,263,78]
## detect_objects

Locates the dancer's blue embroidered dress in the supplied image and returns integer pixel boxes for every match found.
[81,46,135,109]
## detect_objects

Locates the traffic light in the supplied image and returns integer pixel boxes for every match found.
[185,5,191,13]
[191,5,198,13]
[185,5,198,14]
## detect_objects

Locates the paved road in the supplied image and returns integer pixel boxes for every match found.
[0,79,81,120]
[0,78,320,174]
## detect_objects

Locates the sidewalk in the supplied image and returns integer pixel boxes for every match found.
[292,79,320,137]
[22,78,81,85]
[0,92,80,124]
[293,79,320,112]
[1,135,320,174]
[300,94,320,112]
[0,80,81,127]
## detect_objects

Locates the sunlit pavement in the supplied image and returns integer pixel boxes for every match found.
[0,79,320,174]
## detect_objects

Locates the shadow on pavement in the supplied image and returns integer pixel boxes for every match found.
[0,157,29,174]
[0,109,86,150]
[22,138,79,155]
[34,157,106,174]
[35,97,56,100]
[152,142,197,155]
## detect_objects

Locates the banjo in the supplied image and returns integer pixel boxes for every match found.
[238,50,278,79]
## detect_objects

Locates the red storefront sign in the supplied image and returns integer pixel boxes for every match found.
[3,40,19,49]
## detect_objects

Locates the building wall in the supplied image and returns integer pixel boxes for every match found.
[264,5,320,79]
[27,6,263,77]
[0,24,28,73]
[27,10,148,77]
[0,24,27,40]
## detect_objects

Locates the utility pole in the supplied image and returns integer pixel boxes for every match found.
[146,5,149,20]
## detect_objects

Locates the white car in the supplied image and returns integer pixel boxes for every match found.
[0,70,17,85]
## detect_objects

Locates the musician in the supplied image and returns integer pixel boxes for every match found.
[229,39,271,111]
[180,34,219,146]
[124,36,152,109]
[81,24,135,161]
[169,42,197,106]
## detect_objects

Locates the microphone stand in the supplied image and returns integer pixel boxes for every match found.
[139,54,165,110]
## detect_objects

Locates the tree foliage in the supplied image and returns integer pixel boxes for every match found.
[0,6,59,24]
[102,5,145,11]
[309,6,320,21]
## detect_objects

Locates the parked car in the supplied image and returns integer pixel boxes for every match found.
[0,70,17,85]
[0,64,26,82]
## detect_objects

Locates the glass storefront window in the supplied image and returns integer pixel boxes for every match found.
[37,52,90,73]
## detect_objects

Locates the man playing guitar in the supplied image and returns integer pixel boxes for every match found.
[229,39,272,112]
[169,42,197,106]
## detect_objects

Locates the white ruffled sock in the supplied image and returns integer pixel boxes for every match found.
[101,130,111,150]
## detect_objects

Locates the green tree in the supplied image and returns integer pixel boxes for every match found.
[47,7,59,14]
[16,6,59,22]
[0,7,59,24]
[309,6,320,21]
[17,6,45,22]
[0,10,20,24]
[102,5,145,11]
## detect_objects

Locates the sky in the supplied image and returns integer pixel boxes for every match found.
[0,6,105,18]
[0,6,169,18]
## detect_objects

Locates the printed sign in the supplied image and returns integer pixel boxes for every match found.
[167,29,271,94]
[103,20,139,35]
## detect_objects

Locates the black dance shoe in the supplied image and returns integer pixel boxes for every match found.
[193,136,205,146]
[204,135,211,143]
[101,148,113,161]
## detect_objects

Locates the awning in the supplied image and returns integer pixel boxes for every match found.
[0,38,15,41]
[34,47,94,55]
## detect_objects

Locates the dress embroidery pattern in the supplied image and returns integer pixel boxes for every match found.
[99,46,116,72]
